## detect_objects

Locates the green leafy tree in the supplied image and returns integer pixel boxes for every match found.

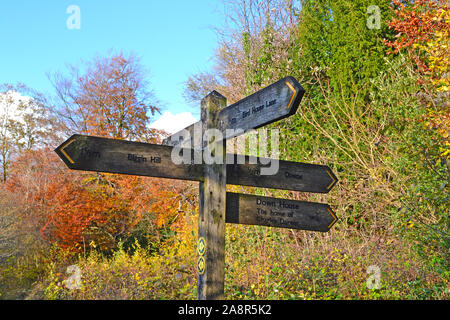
[293,0,394,98]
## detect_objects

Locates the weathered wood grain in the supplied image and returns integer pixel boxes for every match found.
[162,121,202,149]
[219,76,304,137]
[55,135,338,193]
[226,193,338,232]
[163,76,305,147]
[55,134,204,181]
[226,154,338,193]
[197,91,227,300]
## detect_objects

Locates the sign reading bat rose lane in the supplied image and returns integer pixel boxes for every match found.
[163,76,305,147]
[54,76,338,301]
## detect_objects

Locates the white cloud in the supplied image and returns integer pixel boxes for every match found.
[149,111,197,134]
[0,91,34,124]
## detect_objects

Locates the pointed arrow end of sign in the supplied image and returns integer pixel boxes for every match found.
[327,206,338,231]
[55,134,82,167]
[325,168,338,192]
[284,76,305,115]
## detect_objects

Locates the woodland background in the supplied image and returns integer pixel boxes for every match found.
[0,0,448,299]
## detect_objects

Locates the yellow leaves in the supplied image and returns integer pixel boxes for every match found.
[227,224,240,243]
[297,290,306,299]
[421,13,450,158]
[400,220,415,229]
[440,147,450,158]
[332,252,349,264]
[81,176,98,185]
[423,108,450,158]
[421,7,450,92]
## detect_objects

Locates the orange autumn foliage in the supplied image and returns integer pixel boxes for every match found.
[7,148,192,251]
[42,177,109,249]
[53,52,160,141]
[384,1,449,157]
[6,149,114,250]
[5,53,192,252]
[384,0,448,72]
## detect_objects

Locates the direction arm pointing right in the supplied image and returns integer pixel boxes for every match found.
[163,76,305,147]
[55,135,337,193]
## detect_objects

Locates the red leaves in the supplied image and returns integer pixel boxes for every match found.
[55,52,161,141]
[41,178,108,249]
[384,0,448,72]
[5,53,182,252]
[6,148,188,251]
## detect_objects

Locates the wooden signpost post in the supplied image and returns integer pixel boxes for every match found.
[55,76,338,300]
[196,91,227,300]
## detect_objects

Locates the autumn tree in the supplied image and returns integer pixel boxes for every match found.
[50,52,160,141]
[382,0,449,274]
[5,149,58,247]
[0,89,15,182]
[384,0,448,72]
[384,0,449,157]
[0,84,61,182]
[39,52,192,252]
[6,147,137,251]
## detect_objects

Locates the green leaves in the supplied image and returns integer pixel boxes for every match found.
[294,0,394,97]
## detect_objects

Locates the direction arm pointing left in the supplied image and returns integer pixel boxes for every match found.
[58,138,77,164]
[55,135,338,193]
[55,134,205,181]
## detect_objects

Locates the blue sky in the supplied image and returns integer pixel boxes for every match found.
[0,1,227,125]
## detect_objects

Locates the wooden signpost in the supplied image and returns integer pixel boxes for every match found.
[226,154,337,193]
[55,135,203,182]
[55,76,338,300]
[196,91,227,300]
[225,193,337,232]
[163,76,305,147]
[55,135,337,193]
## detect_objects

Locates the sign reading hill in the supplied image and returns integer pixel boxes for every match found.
[56,135,337,194]
[55,76,338,300]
